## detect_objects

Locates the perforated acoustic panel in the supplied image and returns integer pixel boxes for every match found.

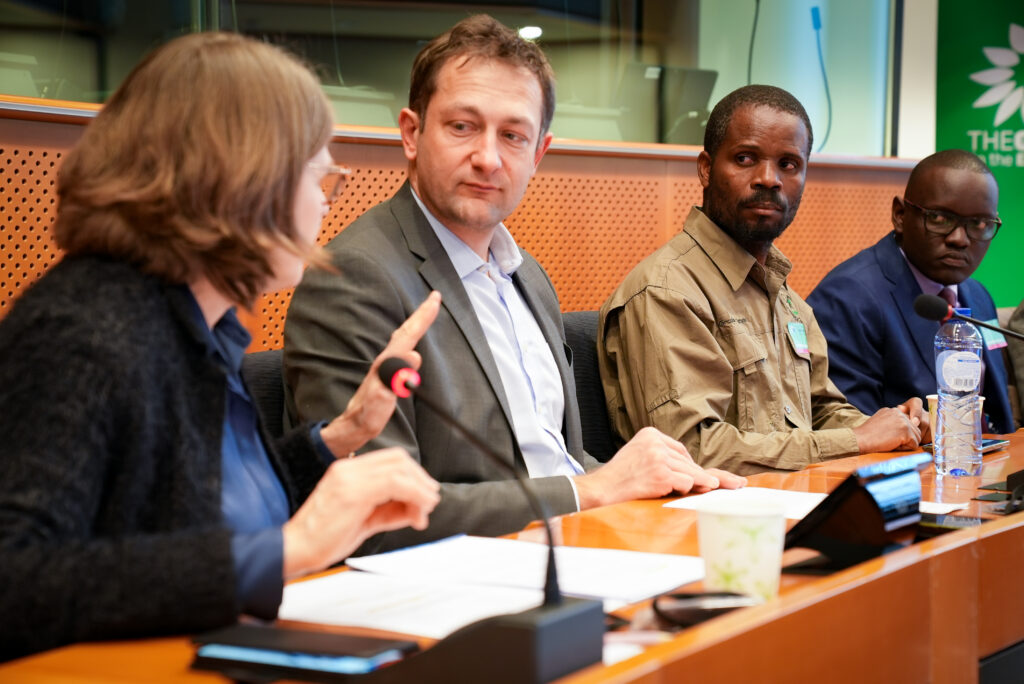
[776,167,905,297]
[0,115,910,352]
[0,140,64,315]
[506,155,678,315]
[241,143,410,349]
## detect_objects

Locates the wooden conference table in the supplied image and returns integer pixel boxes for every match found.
[5,434,1024,683]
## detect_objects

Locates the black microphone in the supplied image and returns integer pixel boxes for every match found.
[370,357,603,683]
[912,294,1024,341]
[378,357,561,606]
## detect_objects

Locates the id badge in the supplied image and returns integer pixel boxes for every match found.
[982,319,1007,350]
[787,321,809,355]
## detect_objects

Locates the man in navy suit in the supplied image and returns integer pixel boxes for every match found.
[808,150,1013,433]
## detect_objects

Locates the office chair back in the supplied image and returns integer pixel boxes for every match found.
[241,348,286,439]
[562,311,618,462]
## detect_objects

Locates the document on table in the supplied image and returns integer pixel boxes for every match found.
[668,486,964,518]
[278,536,704,639]
[346,535,705,604]
[919,500,969,514]
[664,486,828,520]
[279,571,543,639]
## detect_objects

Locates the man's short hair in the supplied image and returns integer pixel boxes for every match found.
[703,85,814,158]
[408,14,556,138]
[55,32,333,306]
[906,149,994,197]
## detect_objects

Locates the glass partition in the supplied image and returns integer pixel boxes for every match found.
[0,0,892,155]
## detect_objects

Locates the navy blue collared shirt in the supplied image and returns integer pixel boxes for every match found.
[182,289,288,619]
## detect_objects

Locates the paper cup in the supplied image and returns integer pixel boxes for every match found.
[697,502,785,603]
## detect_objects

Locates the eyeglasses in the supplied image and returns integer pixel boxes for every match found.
[902,198,1001,242]
[308,163,352,203]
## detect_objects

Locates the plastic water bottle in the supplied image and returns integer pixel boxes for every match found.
[933,308,983,476]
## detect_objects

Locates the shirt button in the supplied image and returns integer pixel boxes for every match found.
[784,405,792,414]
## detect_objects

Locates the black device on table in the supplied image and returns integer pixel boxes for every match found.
[919,438,1009,454]
[192,623,419,681]
[651,592,759,630]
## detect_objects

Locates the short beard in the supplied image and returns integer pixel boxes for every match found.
[704,187,799,250]
[725,215,788,245]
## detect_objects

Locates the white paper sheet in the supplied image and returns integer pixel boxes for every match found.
[279,571,542,639]
[663,486,828,520]
[346,535,704,604]
[919,500,970,514]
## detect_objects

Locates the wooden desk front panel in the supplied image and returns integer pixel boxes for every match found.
[978,515,1024,657]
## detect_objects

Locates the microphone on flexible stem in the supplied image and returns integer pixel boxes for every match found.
[379,357,561,606]
[367,358,603,684]
[913,294,1024,341]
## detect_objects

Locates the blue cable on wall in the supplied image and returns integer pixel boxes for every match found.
[747,0,761,85]
[811,6,833,153]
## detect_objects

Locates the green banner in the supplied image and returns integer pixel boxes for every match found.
[937,2,1024,307]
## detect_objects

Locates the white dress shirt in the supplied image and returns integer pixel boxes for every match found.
[411,190,584,506]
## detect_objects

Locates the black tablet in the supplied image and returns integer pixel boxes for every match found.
[192,623,418,680]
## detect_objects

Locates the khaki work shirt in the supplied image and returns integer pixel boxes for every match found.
[599,207,866,475]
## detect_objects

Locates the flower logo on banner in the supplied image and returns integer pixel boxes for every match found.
[969,23,1024,126]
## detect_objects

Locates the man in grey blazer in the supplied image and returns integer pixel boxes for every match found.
[283,15,744,556]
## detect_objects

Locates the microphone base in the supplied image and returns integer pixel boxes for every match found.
[362,597,605,683]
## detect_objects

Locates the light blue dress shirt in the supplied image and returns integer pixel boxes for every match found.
[411,191,584,507]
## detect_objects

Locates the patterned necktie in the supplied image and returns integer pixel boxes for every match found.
[938,286,957,309]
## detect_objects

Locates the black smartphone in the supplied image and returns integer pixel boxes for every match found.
[919,438,1009,454]
[651,592,758,629]
[192,623,418,680]
[916,512,985,540]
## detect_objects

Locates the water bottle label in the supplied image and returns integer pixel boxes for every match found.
[938,350,982,390]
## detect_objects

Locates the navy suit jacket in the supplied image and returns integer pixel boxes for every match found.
[808,232,1014,434]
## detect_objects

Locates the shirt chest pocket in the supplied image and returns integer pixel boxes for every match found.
[782,324,813,426]
[719,325,769,432]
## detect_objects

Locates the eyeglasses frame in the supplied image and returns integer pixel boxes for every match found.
[307,162,352,204]
[901,197,1001,242]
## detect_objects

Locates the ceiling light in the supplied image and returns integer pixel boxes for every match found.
[519,26,542,40]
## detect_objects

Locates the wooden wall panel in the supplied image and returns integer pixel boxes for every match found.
[778,165,907,298]
[508,155,676,315]
[0,115,912,352]
[0,120,71,318]
[248,142,409,350]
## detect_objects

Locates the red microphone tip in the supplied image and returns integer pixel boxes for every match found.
[391,367,420,399]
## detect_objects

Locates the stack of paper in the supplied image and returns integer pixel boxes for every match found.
[279,535,704,639]
[664,486,827,519]
[667,485,968,518]
[279,571,542,639]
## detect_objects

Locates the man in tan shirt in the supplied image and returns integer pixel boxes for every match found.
[598,85,927,475]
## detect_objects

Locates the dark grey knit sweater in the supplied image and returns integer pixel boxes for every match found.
[0,255,326,660]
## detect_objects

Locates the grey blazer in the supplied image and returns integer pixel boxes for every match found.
[283,183,598,555]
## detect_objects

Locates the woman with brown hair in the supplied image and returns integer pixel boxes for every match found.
[0,32,440,660]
